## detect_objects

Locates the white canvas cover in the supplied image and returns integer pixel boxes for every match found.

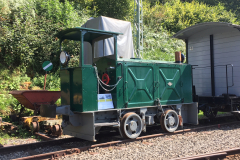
[82,16,134,64]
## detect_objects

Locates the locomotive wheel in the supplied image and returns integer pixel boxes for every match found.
[30,121,40,133]
[120,112,142,139]
[160,109,179,133]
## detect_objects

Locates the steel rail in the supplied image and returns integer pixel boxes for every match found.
[173,148,240,160]
[10,121,240,160]
[34,132,55,141]
[0,137,81,154]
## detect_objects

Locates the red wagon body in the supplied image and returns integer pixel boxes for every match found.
[9,90,61,110]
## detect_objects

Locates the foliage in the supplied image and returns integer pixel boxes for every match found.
[196,0,240,20]
[30,72,60,91]
[68,54,80,68]
[64,0,97,16]
[149,0,240,22]
[144,0,237,33]
[0,91,34,116]
[146,0,176,6]
[0,0,89,75]
[0,70,60,116]
[143,25,185,61]
[0,65,59,116]
[0,124,37,145]
[58,0,131,20]
[93,0,131,20]
[0,67,31,91]
[14,125,34,139]
[0,130,11,145]
[0,93,18,116]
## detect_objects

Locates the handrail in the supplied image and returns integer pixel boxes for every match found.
[192,64,234,96]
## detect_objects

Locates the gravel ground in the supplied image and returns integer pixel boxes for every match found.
[60,123,240,160]
[0,116,239,160]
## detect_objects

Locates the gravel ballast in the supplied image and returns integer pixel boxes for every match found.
[1,123,240,160]
[61,124,240,160]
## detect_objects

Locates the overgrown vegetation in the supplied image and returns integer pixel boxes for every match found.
[143,26,185,61]
[0,0,89,75]
[0,124,38,145]
[144,0,237,33]
[0,66,59,115]
[196,0,240,21]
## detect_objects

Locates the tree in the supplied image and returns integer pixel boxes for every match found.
[196,0,240,20]
[0,0,89,74]
[144,0,237,33]
[93,0,131,20]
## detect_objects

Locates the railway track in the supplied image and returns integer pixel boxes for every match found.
[0,136,82,154]
[0,120,238,160]
[173,148,240,160]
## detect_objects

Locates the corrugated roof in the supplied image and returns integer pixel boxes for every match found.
[173,22,240,40]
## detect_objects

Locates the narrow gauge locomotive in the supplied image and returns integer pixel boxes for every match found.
[173,22,240,120]
[43,17,198,141]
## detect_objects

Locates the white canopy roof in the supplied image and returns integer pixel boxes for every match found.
[82,16,134,64]
[173,22,240,40]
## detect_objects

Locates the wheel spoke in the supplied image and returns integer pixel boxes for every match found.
[132,117,138,122]
[126,119,131,124]
[166,118,169,125]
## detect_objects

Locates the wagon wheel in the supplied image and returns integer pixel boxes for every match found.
[233,104,240,121]
[52,124,62,137]
[203,106,218,118]
[234,114,240,121]
[31,122,40,133]
[160,109,179,133]
[120,112,142,139]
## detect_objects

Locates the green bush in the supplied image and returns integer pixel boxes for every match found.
[0,91,34,116]
[30,73,60,91]
[93,0,131,20]
[196,0,240,20]
[0,67,31,91]
[144,0,237,33]
[143,25,185,61]
[0,0,90,75]
[0,93,18,116]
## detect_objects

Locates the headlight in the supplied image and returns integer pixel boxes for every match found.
[60,51,70,65]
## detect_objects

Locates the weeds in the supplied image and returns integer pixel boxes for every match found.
[0,123,39,145]
[0,66,60,117]
[14,125,34,139]
[30,72,60,91]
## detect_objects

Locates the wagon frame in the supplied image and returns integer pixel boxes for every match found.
[173,22,240,119]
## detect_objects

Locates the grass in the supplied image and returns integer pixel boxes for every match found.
[198,110,205,119]
[0,66,60,117]
[0,123,38,145]
[198,110,227,119]
[0,130,12,145]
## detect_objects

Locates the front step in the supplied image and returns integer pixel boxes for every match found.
[94,122,118,127]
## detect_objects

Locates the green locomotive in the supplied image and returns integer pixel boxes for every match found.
[45,17,198,141]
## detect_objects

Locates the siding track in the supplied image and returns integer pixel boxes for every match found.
[2,121,238,160]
